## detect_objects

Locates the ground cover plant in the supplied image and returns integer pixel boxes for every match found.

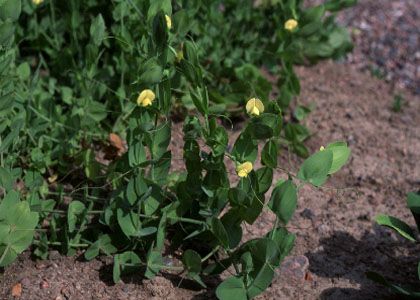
[0,0,354,298]
[367,192,420,298]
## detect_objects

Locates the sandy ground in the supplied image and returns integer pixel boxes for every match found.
[1,60,419,300]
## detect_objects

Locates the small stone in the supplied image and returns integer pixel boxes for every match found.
[48,250,61,260]
[11,283,22,298]
[35,262,47,270]
[40,280,49,289]
[300,208,315,221]
[277,255,310,284]
[20,278,30,287]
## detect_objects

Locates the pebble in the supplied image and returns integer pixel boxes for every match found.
[48,250,61,260]
[40,280,49,289]
[277,255,310,284]
[300,208,316,221]
[20,278,30,287]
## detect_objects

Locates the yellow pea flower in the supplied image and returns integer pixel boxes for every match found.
[176,50,184,62]
[32,0,44,5]
[48,174,58,183]
[165,15,172,30]
[137,89,155,107]
[236,162,253,178]
[284,19,298,31]
[320,146,325,151]
[246,98,264,116]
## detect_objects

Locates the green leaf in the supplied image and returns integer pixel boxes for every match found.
[297,149,333,186]
[90,14,106,46]
[242,238,280,298]
[366,271,420,296]
[117,208,140,238]
[150,151,171,185]
[255,167,273,194]
[113,251,141,283]
[152,11,168,52]
[216,276,247,300]
[83,149,100,180]
[375,214,416,242]
[326,142,351,174]
[128,140,147,167]
[207,121,228,157]
[267,227,296,260]
[261,140,278,168]
[84,234,117,260]
[0,199,39,267]
[67,201,86,233]
[182,249,205,287]
[147,0,171,20]
[211,217,229,248]
[269,180,297,224]
[418,261,420,281]
[408,192,420,231]
[16,62,30,80]
[145,249,163,279]
[232,133,258,163]
[150,122,171,159]
[0,0,21,22]
[139,58,163,85]
[0,167,13,192]
[246,121,273,140]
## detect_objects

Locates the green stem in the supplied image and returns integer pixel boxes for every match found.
[41,210,205,226]
[43,210,104,214]
[122,262,183,272]
[33,240,90,248]
[0,136,3,167]
[201,245,220,263]
[271,218,279,239]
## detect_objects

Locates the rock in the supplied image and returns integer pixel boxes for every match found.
[300,208,316,221]
[20,278,30,288]
[276,255,310,284]
[11,283,22,298]
[40,280,49,289]
[48,250,61,260]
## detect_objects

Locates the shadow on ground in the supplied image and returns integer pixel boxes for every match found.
[306,228,420,299]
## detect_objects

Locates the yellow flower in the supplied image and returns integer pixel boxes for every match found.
[246,98,264,116]
[48,174,58,183]
[165,15,172,30]
[284,19,298,31]
[137,89,155,107]
[320,146,325,151]
[236,162,253,178]
[176,50,184,62]
[32,0,44,5]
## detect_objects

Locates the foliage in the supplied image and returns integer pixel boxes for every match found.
[0,0,353,298]
[367,192,420,297]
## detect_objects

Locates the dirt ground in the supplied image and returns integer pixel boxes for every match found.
[1,59,419,300]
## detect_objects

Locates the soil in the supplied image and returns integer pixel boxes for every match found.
[1,59,419,300]
[310,0,420,95]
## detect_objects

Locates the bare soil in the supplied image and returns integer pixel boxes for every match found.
[1,61,419,300]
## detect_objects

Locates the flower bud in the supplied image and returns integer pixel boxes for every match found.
[165,15,172,30]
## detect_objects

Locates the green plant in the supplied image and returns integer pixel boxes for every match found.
[367,192,420,297]
[392,94,405,112]
[0,0,353,298]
